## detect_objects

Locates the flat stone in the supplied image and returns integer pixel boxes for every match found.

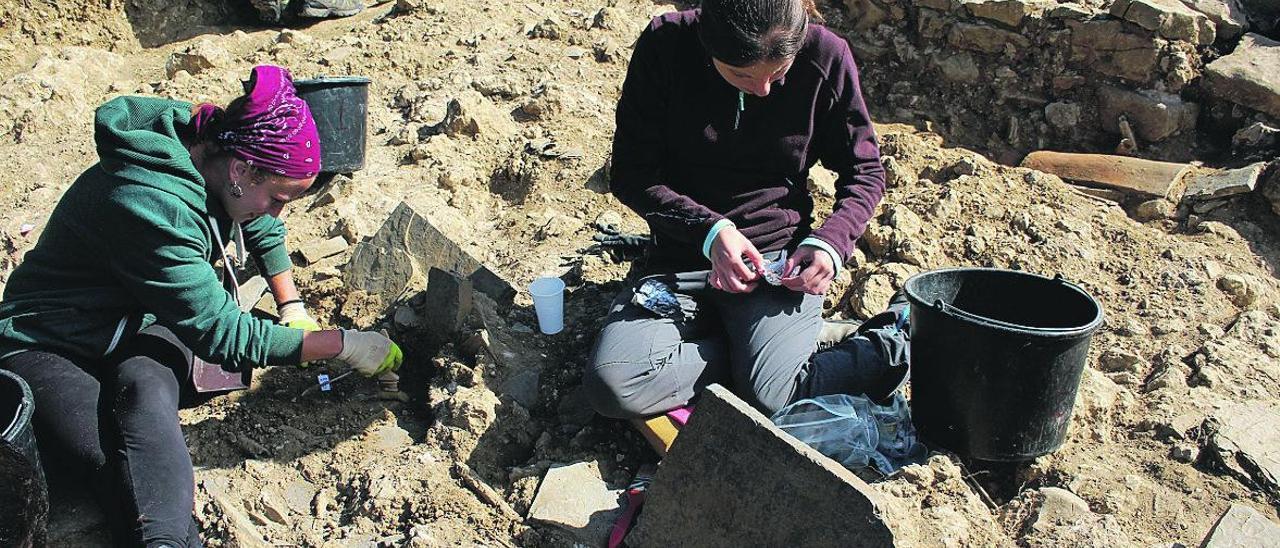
[1021,151,1192,198]
[1045,101,1082,129]
[1178,0,1250,40]
[627,385,895,547]
[236,275,269,314]
[1110,0,1216,44]
[345,202,515,304]
[963,0,1052,27]
[1205,34,1280,118]
[916,0,961,11]
[1097,85,1198,142]
[527,461,623,547]
[1204,402,1280,498]
[1200,503,1280,547]
[1261,168,1280,216]
[1183,162,1267,202]
[947,22,1031,54]
[298,236,349,266]
[934,52,980,83]
[1067,20,1161,83]
[165,38,229,78]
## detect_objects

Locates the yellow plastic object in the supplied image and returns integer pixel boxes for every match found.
[634,415,681,456]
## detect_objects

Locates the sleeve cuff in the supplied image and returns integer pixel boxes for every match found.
[800,237,843,277]
[702,219,735,260]
[256,245,294,277]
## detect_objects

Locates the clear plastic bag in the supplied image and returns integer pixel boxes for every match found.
[772,393,926,475]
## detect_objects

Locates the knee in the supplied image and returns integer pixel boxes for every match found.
[114,360,180,411]
[582,357,657,420]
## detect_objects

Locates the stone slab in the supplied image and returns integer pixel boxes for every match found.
[527,461,623,546]
[419,267,473,344]
[1111,0,1215,44]
[344,202,515,304]
[1205,34,1280,118]
[298,236,349,266]
[1199,503,1280,547]
[627,384,894,548]
[1183,162,1267,202]
[1204,402,1280,499]
[1021,151,1191,198]
[236,275,269,314]
[1179,0,1249,40]
[1098,85,1198,142]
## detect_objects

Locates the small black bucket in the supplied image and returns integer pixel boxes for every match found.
[295,76,370,174]
[904,268,1103,461]
[0,369,48,545]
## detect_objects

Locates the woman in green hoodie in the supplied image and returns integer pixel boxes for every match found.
[0,66,400,547]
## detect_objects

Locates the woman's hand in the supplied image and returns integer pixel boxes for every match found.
[278,301,320,331]
[781,246,836,295]
[709,226,765,293]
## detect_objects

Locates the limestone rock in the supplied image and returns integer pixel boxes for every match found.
[165,38,230,78]
[1067,20,1161,83]
[626,385,895,547]
[528,462,623,546]
[1183,162,1267,202]
[1217,273,1265,308]
[947,22,1031,54]
[1200,503,1280,547]
[963,0,1052,27]
[1029,487,1093,534]
[1044,102,1082,129]
[1098,348,1145,373]
[1178,0,1250,39]
[1110,0,1216,44]
[1097,86,1198,142]
[1204,402,1280,498]
[1204,34,1280,118]
[934,52,980,83]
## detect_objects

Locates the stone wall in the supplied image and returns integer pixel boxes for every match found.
[828,0,1280,164]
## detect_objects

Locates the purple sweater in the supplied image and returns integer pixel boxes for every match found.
[610,10,885,270]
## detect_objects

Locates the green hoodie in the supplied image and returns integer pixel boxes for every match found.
[0,96,303,369]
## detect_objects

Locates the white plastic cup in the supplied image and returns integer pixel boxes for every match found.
[528,276,566,335]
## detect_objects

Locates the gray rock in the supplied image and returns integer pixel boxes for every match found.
[592,210,623,234]
[528,461,623,546]
[1183,162,1267,202]
[1110,0,1216,44]
[627,385,895,547]
[1217,273,1264,308]
[418,267,473,343]
[345,202,514,304]
[1204,402,1280,499]
[1045,102,1082,129]
[1233,121,1279,152]
[1170,443,1198,463]
[1097,86,1198,142]
[393,306,421,329]
[1135,199,1176,221]
[1204,34,1280,118]
[1199,503,1280,547]
[882,156,918,188]
[298,236,349,266]
[499,368,540,409]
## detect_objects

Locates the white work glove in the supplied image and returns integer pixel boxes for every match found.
[335,329,404,377]
[278,301,320,331]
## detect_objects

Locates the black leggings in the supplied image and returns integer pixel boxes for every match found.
[1,327,205,547]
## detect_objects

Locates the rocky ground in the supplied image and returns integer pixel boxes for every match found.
[3,0,1280,546]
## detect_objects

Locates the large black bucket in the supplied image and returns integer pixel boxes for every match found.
[0,368,48,545]
[295,76,370,174]
[904,268,1103,461]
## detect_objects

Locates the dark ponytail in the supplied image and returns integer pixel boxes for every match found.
[699,0,821,67]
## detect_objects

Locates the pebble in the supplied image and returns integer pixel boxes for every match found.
[1170,443,1198,463]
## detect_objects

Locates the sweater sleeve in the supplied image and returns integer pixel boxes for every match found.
[240,214,293,276]
[610,23,726,244]
[810,42,886,264]
[106,191,303,370]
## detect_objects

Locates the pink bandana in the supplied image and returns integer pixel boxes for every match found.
[192,65,321,179]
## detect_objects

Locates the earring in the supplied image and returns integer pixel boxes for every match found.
[229,180,244,198]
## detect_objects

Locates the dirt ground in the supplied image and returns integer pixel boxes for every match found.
[2,0,1279,546]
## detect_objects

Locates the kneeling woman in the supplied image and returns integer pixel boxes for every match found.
[587,0,887,418]
[0,65,401,547]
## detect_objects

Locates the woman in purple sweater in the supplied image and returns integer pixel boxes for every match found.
[586,0,889,419]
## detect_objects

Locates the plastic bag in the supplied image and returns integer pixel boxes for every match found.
[772,393,926,475]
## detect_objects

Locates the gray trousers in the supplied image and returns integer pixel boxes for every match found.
[585,278,826,419]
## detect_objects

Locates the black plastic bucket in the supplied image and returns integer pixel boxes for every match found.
[295,76,370,174]
[903,268,1104,461]
[0,369,48,545]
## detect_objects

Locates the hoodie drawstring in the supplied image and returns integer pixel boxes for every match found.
[208,215,242,307]
[734,91,744,131]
